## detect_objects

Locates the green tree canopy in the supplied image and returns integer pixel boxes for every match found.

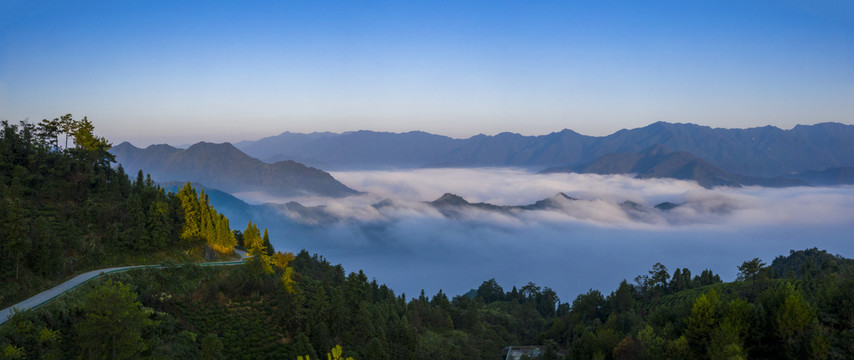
[75,280,152,359]
[737,257,766,289]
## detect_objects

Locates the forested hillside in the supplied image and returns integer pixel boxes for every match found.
[3,246,853,359]
[0,117,239,309]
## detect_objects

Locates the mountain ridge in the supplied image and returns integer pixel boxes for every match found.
[233,122,854,177]
[111,142,357,198]
[543,145,808,189]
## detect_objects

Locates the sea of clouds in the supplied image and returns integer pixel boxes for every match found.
[234,169,854,302]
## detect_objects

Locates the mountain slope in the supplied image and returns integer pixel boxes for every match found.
[784,167,854,186]
[543,145,807,188]
[239,130,462,169]
[112,142,357,197]
[587,122,854,177]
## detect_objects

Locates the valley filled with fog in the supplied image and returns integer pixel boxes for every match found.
[229,168,854,301]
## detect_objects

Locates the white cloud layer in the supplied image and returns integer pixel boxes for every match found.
[230,168,854,301]
[324,169,854,228]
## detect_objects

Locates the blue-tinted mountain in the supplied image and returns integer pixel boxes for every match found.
[237,130,461,169]
[429,193,511,218]
[784,167,854,186]
[545,145,807,188]
[112,142,356,197]
[235,122,854,177]
[587,122,854,177]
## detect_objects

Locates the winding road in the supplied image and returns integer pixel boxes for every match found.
[0,249,248,326]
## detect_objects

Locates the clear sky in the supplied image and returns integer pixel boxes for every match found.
[1,0,852,146]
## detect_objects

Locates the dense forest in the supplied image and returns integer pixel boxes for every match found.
[3,245,853,359]
[3,116,854,359]
[0,116,241,309]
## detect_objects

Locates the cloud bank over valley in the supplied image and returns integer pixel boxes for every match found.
[220,169,854,301]
[322,169,854,228]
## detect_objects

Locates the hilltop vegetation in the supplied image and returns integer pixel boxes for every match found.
[0,117,239,309]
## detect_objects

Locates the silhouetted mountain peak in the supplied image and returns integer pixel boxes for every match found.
[185,142,247,157]
[554,192,577,201]
[432,193,469,206]
[145,143,178,151]
[495,132,523,139]
[555,128,582,136]
[523,192,580,210]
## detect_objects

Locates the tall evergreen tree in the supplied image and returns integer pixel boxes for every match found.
[5,198,30,280]
[198,189,214,242]
[262,228,274,256]
[213,214,236,254]
[124,193,149,250]
[146,199,173,249]
[243,221,261,249]
[177,183,201,241]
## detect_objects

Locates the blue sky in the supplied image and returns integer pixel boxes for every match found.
[1,0,852,146]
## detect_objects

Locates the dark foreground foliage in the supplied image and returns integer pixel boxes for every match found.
[3,248,854,360]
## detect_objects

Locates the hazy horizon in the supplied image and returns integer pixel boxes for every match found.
[2,1,852,147]
[112,120,852,149]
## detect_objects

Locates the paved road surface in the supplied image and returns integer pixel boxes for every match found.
[0,249,248,326]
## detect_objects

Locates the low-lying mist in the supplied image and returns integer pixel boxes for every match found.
[227,169,854,302]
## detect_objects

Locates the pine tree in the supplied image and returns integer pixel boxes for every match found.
[262,228,274,255]
[124,193,148,250]
[133,170,145,194]
[146,199,173,249]
[57,114,76,149]
[213,214,236,254]
[5,198,31,280]
[176,183,201,241]
[198,189,214,243]
[246,237,273,283]
[243,221,261,249]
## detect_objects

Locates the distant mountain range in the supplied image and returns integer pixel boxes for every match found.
[235,122,854,178]
[112,122,854,198]
[543,145,808,189]
[111,142,356,197]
